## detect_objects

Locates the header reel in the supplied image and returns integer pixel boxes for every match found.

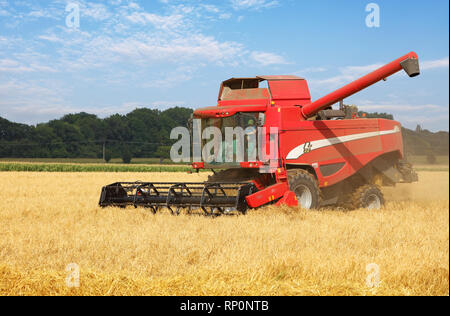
[99,181,257,216]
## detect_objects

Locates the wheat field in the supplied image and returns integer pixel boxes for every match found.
[0,171,448,296]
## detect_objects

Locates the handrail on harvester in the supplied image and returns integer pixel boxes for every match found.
[301,51,420,119]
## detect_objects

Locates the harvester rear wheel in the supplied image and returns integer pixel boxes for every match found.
[288,170,321,209]
[350,184,385,210]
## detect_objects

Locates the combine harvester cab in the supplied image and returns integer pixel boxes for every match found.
[100,52,420,214]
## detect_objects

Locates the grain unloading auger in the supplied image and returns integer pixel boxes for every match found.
[100,52,420,214]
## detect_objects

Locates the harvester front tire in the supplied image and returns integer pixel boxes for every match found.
[351,184,385,210]
[288,170,321,210]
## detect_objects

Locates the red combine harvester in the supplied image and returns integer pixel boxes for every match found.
[99,52,420,214]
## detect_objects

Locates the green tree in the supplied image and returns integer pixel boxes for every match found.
[104,150,112,163]
[154,146,171,163]
[121,146,132,164]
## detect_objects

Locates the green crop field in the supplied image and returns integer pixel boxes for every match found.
[0,162,201,173]
[0,155,448,172]
[0,157,187,165]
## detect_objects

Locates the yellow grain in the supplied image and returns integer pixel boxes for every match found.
[0,171,448,296]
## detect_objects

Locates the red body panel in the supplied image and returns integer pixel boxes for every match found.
[279,117,403,187]
[268,79,311,101]
[276,191,298,207]
[246,182,289,208]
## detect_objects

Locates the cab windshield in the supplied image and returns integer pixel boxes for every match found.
[201,112,264,166]
[202,112,263,133]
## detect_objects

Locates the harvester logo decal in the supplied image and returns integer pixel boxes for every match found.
[303,142,313,154]
[286,126,400,160]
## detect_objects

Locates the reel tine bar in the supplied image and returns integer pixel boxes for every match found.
[99,182,255,215]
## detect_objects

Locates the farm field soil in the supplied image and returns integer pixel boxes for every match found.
[0,172,448,296]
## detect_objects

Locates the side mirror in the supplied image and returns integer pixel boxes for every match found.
[258,113,265,127]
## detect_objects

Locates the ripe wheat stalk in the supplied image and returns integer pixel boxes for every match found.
[0,171,448,296]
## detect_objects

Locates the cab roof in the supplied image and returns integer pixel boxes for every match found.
[222,75,304,85]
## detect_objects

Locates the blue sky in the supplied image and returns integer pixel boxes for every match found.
[0,0,448,131]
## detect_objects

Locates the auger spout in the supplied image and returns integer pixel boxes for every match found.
[301,51,420,119]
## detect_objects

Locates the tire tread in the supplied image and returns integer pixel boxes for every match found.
[287,169,322,209]
[350,184,385,209]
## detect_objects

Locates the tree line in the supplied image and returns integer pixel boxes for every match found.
[0,107,193,161]
[0,107,448,161]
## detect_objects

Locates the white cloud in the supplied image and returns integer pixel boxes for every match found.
[28,63,57,73]
[82,2,112,21]
[201,4,220,13]
[0,0,10,16]
[250,51,287,66]
[0,8,10,16]
[422,57,449,70]
[138,66,195,88]
[105,33,245,65]
[38,34,65,43]
[2,98,185,120]
[310,56,449,90]
[28,10,53,18]
[358,103,448,113]
[0,58,57,73]
[123,101,186,111]
[125,12,185,30]
[109,0,123,5]
[0,80,68,122]
[127,2,140,10]
[231,0,279,10]
[2,1,287,73]
[219,13,232,19]
[0,0,290,122]
[340,63,383,76]
[310,63,390,88]
[400,115,449,125]
[295,67,327,75]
